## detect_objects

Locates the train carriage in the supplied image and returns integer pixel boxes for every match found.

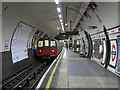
[36,36,63,59]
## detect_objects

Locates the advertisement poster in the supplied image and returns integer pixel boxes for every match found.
[94,39,103,62]
[11,22,33,63]
[109,40,118,67]
[116,38,120,74]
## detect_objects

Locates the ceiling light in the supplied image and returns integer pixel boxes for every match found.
[60,19,62,23]
[57,7,61,13]
[59,14,62,18]
[55,0,59,4]
[61,25,64,31]
[61,22,63,25]
[62,28,64,31]
[65,23,68,26]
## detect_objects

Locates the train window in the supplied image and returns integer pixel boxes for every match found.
[45,40,49,46]
[51,41,56,47]
[38,41,43,47]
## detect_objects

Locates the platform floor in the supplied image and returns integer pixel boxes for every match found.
[41,48,120,89]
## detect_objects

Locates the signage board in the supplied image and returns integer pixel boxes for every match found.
[5,41,9,51]
[94,40,103,62]
[107,28,118,34]
[109,40,118,67]
[60,31,78,35]
[91,26,120,38]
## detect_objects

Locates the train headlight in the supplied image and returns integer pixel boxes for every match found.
[40,50,41,52]
[52,50,54,52]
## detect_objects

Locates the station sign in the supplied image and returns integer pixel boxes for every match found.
[5,41,9,51]
[91,26,120,39]
[107,28,118,35]
[109,40,118,67]
[99,32,105,37]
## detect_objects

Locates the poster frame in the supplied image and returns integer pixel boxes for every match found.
[115,35,120,74]
[10,21,34,63]
[93,39,103,62]
[109,39,118,69]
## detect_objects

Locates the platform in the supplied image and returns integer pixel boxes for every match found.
[39,48,120,89]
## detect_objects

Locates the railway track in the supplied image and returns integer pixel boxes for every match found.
[1,59,53,90]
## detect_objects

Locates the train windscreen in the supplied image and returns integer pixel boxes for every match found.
[51,40,57,49]
[45,40,49,47]
[38,40,43,48]
[43,39,50,50]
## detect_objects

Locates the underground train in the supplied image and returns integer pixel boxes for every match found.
[36,36,63,59]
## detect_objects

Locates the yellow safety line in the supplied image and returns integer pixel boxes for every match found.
[45,51,63,89]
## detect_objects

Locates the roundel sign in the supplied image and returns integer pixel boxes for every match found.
[110,40,118,67]
[111,44,116,62]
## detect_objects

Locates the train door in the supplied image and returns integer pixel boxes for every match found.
[43,37,50,55]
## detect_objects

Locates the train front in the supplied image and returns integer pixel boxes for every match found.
[36,37,58,59]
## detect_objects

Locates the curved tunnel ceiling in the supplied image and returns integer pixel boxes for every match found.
[3,2,60,37]
[61,2,82,31]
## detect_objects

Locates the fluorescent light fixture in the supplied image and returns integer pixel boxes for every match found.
[62,28,64,31]
[62,25,64,29]
[61,25,64,31]
[65,23,68,26]
[55,0,59,4]
[57,7,61,13]
[60,19,62,23]
[59,14,62,18]
[61,22,63,25]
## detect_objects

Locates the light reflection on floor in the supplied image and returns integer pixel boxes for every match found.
[63,47,66,58]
